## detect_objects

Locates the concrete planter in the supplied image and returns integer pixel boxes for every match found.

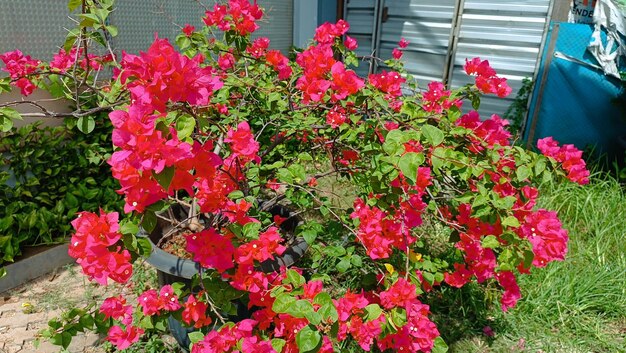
[0,242,73,293]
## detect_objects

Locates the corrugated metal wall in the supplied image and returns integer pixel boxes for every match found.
[344,0,551,116]
[379,0,457,83]
[448,0,551,116]
[343,0,383,76]
[0,1,294,63]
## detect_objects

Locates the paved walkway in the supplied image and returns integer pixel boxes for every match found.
[0,265,106,353]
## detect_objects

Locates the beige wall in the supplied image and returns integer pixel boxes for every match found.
[0,90,72,128]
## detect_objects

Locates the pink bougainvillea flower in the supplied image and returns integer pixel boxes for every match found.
[186,228,235,272]
[182,294,213,328]
[380,277,418,309]
[369,70,405,97]
[225,121,260,164]
[392,48,403,60]
[106,325,144,350]
[344,35,358,50]
[182,24,195,37]
[99,296,132,325]
[0,49,40,95]
[537,137,589,185]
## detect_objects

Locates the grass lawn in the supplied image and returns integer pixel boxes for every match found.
[450,174,626,352]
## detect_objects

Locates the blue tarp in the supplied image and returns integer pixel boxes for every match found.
[524,22,626,159]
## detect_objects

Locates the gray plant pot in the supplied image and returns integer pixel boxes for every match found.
[139,201,308,350]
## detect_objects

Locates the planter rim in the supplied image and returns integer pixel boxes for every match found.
[137,202,308,279]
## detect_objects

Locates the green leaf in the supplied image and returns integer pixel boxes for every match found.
[0,116,13,132]
[286,269,306,288]
[432,337,449,353]
[336,258,351,273]
[502,216,520,228]
[492,196,516,210]
[364,303,383,322]
[295,326,321,353]
[0,268,6,279]
[516,165,531,182]
[68,0,82,11]
[242,222,261,239]
[300,229,317,244]
[153,166,175,190]
[76,116,95,134]
[481,235,500,249]
[421,125,444,146]
[175,115,196,140]
[383,129,405,156]
[271,339,287,353]
[176,35,192,49]
[141,211,158,233]
[318,303,338,322]
[0,107,22,121]
[277,168,294,184]
[398,152,424,184]
[104,25,118,37]
[136,237,152,256]
[188,331,204,344]
[286,299,315,319]
[471,94,481,110]
[272,294,296,314]
[288,164,307,183]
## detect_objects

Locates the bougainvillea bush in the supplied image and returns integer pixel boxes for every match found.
[0,0,590,352]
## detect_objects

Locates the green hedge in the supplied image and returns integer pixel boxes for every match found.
[0,118,122,264]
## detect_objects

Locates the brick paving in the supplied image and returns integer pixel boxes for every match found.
[0,266,107,353]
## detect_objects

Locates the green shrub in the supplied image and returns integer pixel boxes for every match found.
[0,118,122,263]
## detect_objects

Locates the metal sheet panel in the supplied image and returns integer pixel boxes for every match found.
[378,0,457,83]
[252,0,294,53]
[449,0,551,116]
[344,0,381,76]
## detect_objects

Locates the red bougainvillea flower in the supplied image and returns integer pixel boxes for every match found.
[235,226,286,265]
[106,325,144,350]
[225,121,260,164]
[247,37,270,58]
[117,37,222,112]
[182,294,213,328]
[186,228,235,272]
[99,296,132,325]
[330,62,364,101]
[464,57,512,97]
[392,48,403,60]
[314,20,349,43]
[266,49,292,79]
[496,271,521,311]
[203,0,263,35]
[344,35,358,50]
[518,209,569,267]
[68,210,132,285]
[377,302,439,352]
[159,284,182,311]
[422,81,462,114]
[456,110,511,152]
[138,289,161,316]
[182,24,195,37]
[369,70,405,97]
[380,277,418,309]
[398,37,409,48]
[537,137,589,185]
